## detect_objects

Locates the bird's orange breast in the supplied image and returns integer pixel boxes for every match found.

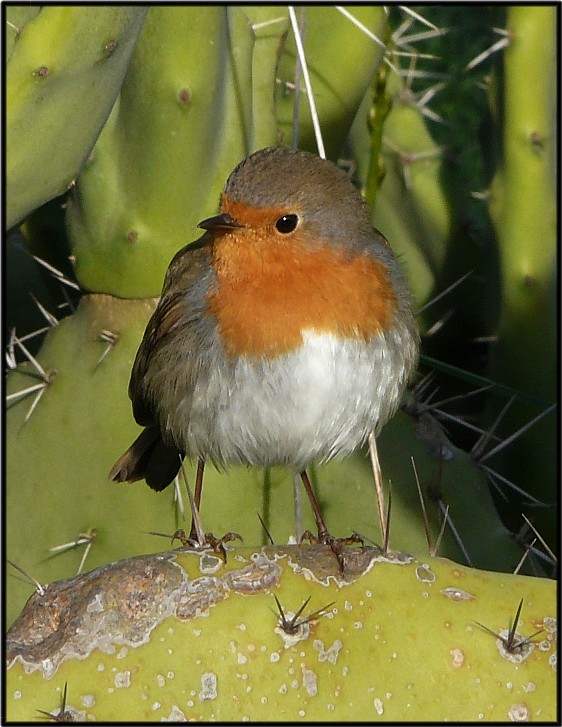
[205,227,397,358]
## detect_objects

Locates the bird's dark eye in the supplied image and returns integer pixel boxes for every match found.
[275,214,299,234]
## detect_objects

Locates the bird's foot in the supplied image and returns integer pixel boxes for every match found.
[300,530,364,575]
[170,529,242,562]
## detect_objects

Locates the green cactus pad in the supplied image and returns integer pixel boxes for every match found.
[275,6,387,160]
[6,545,556,721]
[486,6,556,546]
[350,70,450,309]
[6,6,148,229]
[66,7,288,298]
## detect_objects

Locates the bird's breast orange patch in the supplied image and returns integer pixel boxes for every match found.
[205,228,397,358]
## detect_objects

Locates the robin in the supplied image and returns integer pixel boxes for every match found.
[109,146,419,548]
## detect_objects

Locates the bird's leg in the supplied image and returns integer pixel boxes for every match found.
[187,458,206,542]
[183,459,241,562]
[299,470,329,542]
[299,470,364,575]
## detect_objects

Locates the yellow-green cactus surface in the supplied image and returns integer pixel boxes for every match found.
[7,545,556,721]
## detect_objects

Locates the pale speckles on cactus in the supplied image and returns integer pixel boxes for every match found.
[114,670,131,688]
[450,647,465,668]
[199,672,218,700]
[313,637,343,665]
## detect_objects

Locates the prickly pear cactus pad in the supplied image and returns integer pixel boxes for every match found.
[65,6,290,298]
[6,545,556,722]
[6,6,148,228]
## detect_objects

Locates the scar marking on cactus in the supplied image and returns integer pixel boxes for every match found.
[127,230,138,244]
[529,131,545,153]
[415,563,435,584]
[285,544,412,586]
[178,88,191,106]
[227,554,281,592]
[151,528,242,564]
[440,587,474,602]
[103,39,118,56]
[199,671,218,701]
[7,554,187,678]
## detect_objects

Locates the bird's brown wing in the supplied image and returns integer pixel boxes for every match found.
[110,239,214,491]
[129,239,212,427]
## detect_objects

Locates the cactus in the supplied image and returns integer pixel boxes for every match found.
[349,67,450,309]
[6,6,148,229]
[485,6,556,548]
[6,545,557,721]
[6,7,556,719]
[6,291,526,627]
[275,6,387,159]
[65,7,289,298]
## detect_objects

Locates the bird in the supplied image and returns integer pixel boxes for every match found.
[109,145,419,548]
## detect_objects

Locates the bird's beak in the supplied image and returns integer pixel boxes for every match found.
[198,213,242,231]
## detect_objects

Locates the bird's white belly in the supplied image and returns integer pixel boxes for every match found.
[170,330,409,470]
